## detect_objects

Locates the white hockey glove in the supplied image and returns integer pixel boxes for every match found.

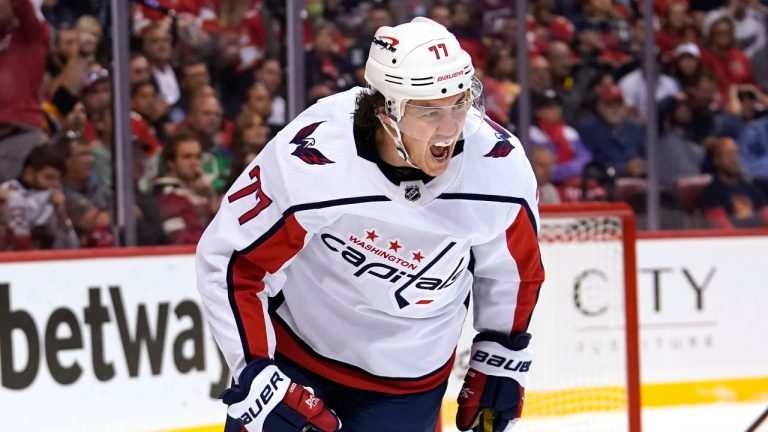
[221,358,341,432]
[456,332,532,432]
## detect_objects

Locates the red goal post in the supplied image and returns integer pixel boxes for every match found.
[525,202,640,432]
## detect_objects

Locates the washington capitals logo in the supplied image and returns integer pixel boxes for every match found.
[483,117,515,158]
[290,121,334,165]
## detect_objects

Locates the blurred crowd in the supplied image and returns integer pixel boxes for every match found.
[1,0,768,252]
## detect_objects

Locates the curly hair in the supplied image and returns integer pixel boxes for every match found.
[353,88,385,130]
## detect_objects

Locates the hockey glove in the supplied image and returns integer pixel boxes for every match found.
[221,358,341,432]
[456,332,532,432]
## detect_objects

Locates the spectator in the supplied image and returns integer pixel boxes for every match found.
[618,57,680,124]
[482,45,519,126]
[88,99,160,190]
[183,93,226,149]
[62,101,87,136]
[80,67,112,142]
[152,132,215,244]
[230,111,269,162]
[528,146,561,204]
[753,41,768,92]
[0,0,51,183]
[131,139,167,246]
[657,97,706,191]
[142,23,180,106]
[132,0,216,48]
[0,144,78,250]
[529,89,592,184]
[544,41,575,93]
[131,79,167,145]
[529,0,576,46]
[58,132,113,247]
[719,83,767,140]
[450,2,487,70]
[738,111,768,197]
[655,0,698,57]
[81,67,112,117]
[667,70,721,143]
[46,20,99,102]
[544,40,601,125]
[242,82,273,131]
[346,4,392,87]
[476,0,513,39]
[698,137,768,228]
[173,57,211,121]
[428,4,451,28]
[670,42,703,89]
[528,55,553,95]
[46,26,78,78]
[226,112,270,191]
[704,0,766,60]
[578,85,646,178]
[74,14,103,62]
[700,15,754,100]
[40,0,78,29]
[178,93,230,194]
[129,52,152,85]
[305,21,353,94]
[510,55,552,125]
[216,0,268,72]
[254,57,286,129]
[571,0,633,67]
[89,105,113,191]
[576,69,616,125]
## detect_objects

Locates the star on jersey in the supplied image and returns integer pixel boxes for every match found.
[483,117,515,158]
[412,251,425,262]
[366,230,379,241]
[289,121,335,165]
[389,240,402,252]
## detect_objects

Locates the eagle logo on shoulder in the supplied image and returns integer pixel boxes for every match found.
[483,118,515,158]
[289,121,335,165]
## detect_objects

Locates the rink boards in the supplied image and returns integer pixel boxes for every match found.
[0,234,766,431]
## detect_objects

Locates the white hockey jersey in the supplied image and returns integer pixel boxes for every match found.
[196,87,545,394]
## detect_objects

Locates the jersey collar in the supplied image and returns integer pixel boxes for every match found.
[352,123,464,206]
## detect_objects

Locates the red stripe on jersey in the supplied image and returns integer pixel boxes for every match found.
[506,208,545,334]
[231,214,307,358]
[272,318,454,395]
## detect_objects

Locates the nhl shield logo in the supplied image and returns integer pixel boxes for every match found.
[404,185,421,202]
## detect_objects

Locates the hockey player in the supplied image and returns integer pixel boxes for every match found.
[197,17,544,432]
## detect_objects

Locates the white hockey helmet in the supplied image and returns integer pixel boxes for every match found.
[364,17,482,122]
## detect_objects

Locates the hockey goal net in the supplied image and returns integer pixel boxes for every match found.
[516,203,641,432]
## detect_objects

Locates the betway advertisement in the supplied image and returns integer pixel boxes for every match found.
[1,234,767,431]
[0,254,226,432]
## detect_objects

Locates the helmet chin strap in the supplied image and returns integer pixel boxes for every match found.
[379,114,421,170]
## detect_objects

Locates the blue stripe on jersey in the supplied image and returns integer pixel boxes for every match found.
[239,195,391,255]
[437,193,537,235]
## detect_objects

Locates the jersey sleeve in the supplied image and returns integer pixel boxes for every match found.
[469,163,545,337]
[196,151,310,379]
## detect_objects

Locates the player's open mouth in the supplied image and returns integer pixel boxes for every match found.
[430,143,450,161]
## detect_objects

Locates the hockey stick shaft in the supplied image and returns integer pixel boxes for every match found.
[745,404,768,432]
